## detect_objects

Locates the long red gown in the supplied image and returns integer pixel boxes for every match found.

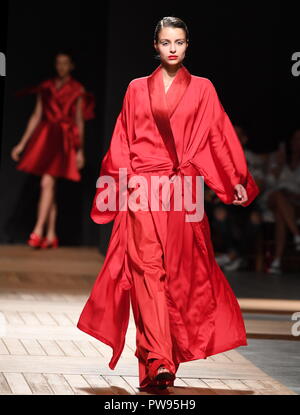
[77,63,260,386]
[16,76,95,182]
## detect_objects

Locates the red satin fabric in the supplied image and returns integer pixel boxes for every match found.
[16,76,95,182]
[77,64,260,378]
[127,207,178,387]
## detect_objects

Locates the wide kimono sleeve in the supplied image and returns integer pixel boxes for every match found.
[90,82,133,224]
[195,80,260,207]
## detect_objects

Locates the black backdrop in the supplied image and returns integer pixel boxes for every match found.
[0,1,299,253]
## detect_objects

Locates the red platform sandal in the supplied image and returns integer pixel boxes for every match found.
[40,237,59,249]
[27,232,44,249]
[148,358,176,389]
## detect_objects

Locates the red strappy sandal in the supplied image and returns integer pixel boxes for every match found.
[27,232,44,248]
[40,237,59,249]
[148,358,176,389]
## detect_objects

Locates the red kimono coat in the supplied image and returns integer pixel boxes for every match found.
[77,64,259,369]
[16,76,95,182]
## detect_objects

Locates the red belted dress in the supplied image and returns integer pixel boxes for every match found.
[16,76,95,182]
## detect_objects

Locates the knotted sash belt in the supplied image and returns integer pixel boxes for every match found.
[106,159,210,290]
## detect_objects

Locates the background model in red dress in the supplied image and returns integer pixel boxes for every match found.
[11,51,95,249]
[16,75,95,182]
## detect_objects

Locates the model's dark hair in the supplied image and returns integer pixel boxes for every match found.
[153,16,189,60]
[154,16,189,43]
[54,49,75,63]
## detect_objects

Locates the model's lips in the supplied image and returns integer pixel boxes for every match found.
[168,56,178,59]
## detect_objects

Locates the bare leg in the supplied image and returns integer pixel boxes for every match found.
[45,199,58,241]
[32,174,57,237]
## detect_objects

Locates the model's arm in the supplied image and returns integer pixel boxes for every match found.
[75,95,85,148]
[209,120,242,188]
[209,119,249,205]
[74,94,85,170]
[11,93,42,161]
[208,83,249,205]
[19,93,43,146]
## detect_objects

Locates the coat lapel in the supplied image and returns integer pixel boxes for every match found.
[147,63,191,169]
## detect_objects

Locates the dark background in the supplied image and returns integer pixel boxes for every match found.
[0,1,299,252]
[0,1,8,167]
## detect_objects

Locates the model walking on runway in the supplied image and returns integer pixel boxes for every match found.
[77,17,259,390]
[11,51,94,249]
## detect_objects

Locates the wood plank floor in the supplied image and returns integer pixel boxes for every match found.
[0,245,297,395]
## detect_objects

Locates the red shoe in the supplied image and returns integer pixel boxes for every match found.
[27,232,44,248]
[148,358,176,389]
[40,237,59,249]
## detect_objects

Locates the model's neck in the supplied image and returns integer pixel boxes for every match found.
[161,63,182,78]
[56,74,71,82]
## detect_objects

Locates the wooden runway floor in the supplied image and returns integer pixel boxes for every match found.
[0,245,297,395]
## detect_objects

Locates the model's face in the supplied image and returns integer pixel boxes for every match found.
[55,54,74,77]
[154,27,188,66]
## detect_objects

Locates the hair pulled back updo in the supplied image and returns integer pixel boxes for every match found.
[54,49,75,64]
[153,16,189,60]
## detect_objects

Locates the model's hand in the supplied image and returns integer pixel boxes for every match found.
[11,142,25,161]
[232,184,248,205]
[76,148,85,170]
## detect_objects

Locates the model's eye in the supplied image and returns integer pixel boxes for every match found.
[160,41,185,46]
